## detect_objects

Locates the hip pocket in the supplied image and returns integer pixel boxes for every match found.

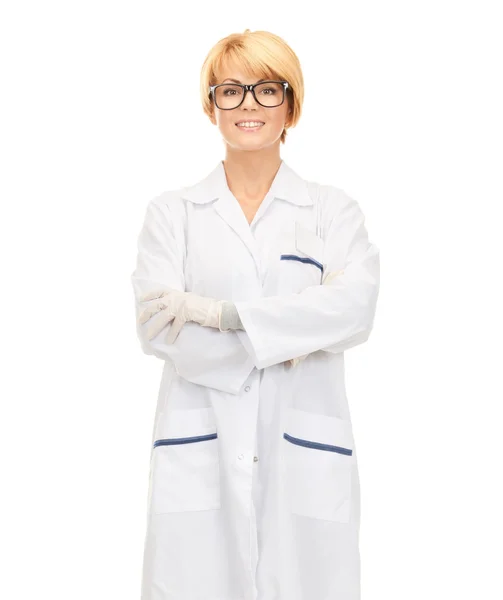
[150,407,221,514]
[283,407,354,522]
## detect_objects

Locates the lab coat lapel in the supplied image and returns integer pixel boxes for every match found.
[212,185,260,269]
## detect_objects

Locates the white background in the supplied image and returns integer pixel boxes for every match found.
[1,1,502,598]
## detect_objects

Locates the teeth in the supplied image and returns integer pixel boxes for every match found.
[237,122,264,128]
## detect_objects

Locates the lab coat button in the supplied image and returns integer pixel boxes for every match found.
[253,456,259,462]
[245,386,251,392]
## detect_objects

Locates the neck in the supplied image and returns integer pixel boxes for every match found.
[222,148,282,203]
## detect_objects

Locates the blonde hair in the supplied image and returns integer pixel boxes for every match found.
[200,29,304,144]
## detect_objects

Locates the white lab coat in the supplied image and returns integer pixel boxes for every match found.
[131,159,380,600]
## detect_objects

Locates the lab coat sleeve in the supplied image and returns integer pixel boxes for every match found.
[131,195,255,395]
[234,190,380,370]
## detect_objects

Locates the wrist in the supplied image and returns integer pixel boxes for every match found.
[218,301,243,331]
[202,298,221,328]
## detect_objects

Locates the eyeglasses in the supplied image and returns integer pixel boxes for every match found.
[209,80,289,110]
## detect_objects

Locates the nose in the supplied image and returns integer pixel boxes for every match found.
[241,87,259,109]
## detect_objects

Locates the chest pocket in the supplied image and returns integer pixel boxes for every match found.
[272,221,325,294]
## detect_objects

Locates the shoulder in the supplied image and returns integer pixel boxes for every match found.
[148,188,185,212]
[144,188,187,223]
[306,179,365,224]
[140,189,187,243]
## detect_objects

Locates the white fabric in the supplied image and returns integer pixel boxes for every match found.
[287,269,345,367]
[130,159,380,600]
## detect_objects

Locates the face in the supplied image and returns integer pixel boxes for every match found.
[209,61,291,152]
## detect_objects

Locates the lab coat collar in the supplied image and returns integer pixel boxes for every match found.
[180,159,313,206]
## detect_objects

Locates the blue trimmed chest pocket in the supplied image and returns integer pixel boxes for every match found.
[149,407,221,514]
[274,221,325,294]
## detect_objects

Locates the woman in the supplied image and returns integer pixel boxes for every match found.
[131,28,380,600]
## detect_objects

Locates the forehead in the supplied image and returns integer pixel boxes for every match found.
[215,58,274,84]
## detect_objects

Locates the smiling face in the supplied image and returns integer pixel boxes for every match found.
[209,60,291,152]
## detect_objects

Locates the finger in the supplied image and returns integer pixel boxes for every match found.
[145,310,175,340]
[139,307,155,325]
[322,269,345,285]
[165,315,185,344]
[139,301,168,325]
[140,289,171,302]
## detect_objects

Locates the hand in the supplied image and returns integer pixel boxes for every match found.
[138,288,223,344]
[286,353,310,368]
[322,268,345,285]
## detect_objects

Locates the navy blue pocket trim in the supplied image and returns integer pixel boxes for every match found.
[280,254,323,273]
[153,433,218,448]
[283,432,352,455]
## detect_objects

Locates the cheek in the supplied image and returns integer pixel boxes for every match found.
[217,114,238,132]
[269,105,289,126]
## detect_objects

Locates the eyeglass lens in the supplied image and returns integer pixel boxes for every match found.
[214,82,284,109]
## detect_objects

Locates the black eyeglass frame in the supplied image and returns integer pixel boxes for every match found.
[208,80,290,110]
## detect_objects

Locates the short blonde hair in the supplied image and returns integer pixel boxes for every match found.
[200,29,304,144]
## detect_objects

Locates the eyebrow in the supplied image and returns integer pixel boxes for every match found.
[222,78,269,84]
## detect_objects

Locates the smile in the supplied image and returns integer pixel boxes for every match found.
[235,122,265,131]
